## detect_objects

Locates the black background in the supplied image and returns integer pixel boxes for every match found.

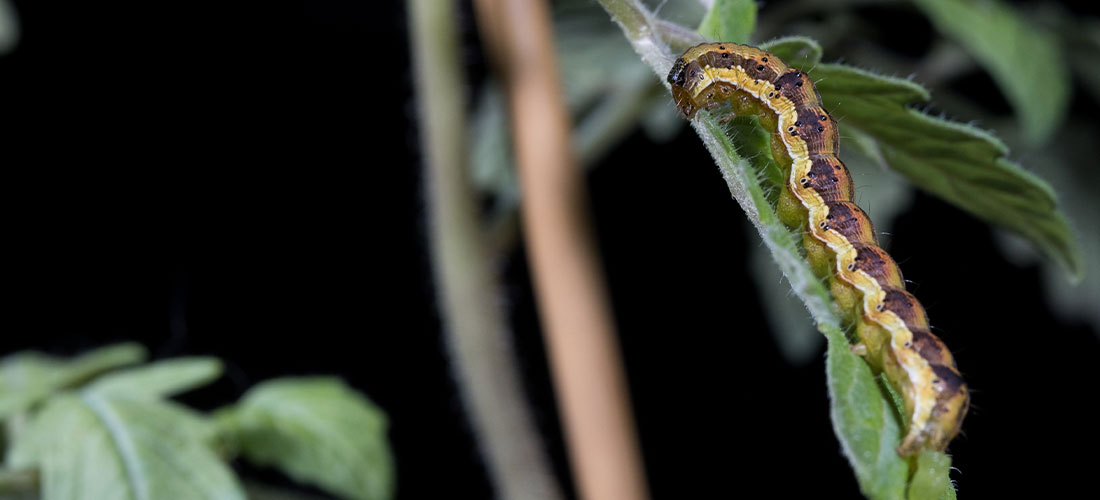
[3,0,1099,498]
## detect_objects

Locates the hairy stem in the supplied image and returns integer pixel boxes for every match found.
[408,1,564,499]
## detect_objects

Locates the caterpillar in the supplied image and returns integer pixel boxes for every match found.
[667,42,968,455]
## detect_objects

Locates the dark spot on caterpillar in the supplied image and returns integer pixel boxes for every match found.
[876,304,885,312]
[881,288,929,331]
[822,201,877,244]
[851,243,904,287]
[797,107,840,155]
[756,65,764,70]
[911,329,947,364]
[790,130,798,136]
[820,115,828,121]
[795,121,802,126]
[931,364,964,394]
[808,157,854,202]
[787,126,795,132]
[722,53,730,58]
[905,341,911,347]
[718,45,725,50]
[826,214,834,219]
[796,81,803,87]
[769,92,774,97]
[707,93,713,98]
[847,263,856,271]
[762,57,768,62]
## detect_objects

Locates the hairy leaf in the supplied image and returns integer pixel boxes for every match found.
[913,0,1069,145]
[908,450,953,500]
[808,63,1081,279]
[595,1,967,496]
[88,357,223,400]
[697,0,756,44]
[8,392,244,500]
[698,111,926,498]
[761,36,823,68]
[217,377,394,500]
[0,343,147,418]
[825,325,909,499]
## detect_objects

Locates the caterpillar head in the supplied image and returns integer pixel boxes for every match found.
[667,57,704,118]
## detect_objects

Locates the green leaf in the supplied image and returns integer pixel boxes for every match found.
[760,36,823,68]
[726,115,784,193]
[0,0,19,55]
[943,479,958,500]
[825,324,909,499]
[697,0,756,44]
[217,377,394,500]
[808,63,1082,279]
[912,0,1069,145]
[594,2,957,496]
[0,343,147,418]
[88,357,223,400]
[7,392,244,500]
[908,450,953,500]
[749,243,822,365]
[697,114,917,498]
[1064,19,1100,108]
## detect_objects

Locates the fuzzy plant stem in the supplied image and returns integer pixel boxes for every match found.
[408,1,564,499]
[474,0,651,498]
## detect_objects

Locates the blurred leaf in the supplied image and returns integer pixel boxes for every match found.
[749,243,822,365]
[8,392,243,500]
[912,0,1069,145]
[1064,19,1100,108]
[996,120,1100,336]
[761,36,823,68]
[557,10,646,110]
[824,323,909,500]
[639,91,685,142]
[698,0,757,44]
[0,343,147,419]
[88,357,223,400]
[808,63,1082,280]
[218,377,394,500]
[0,0,19,55]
